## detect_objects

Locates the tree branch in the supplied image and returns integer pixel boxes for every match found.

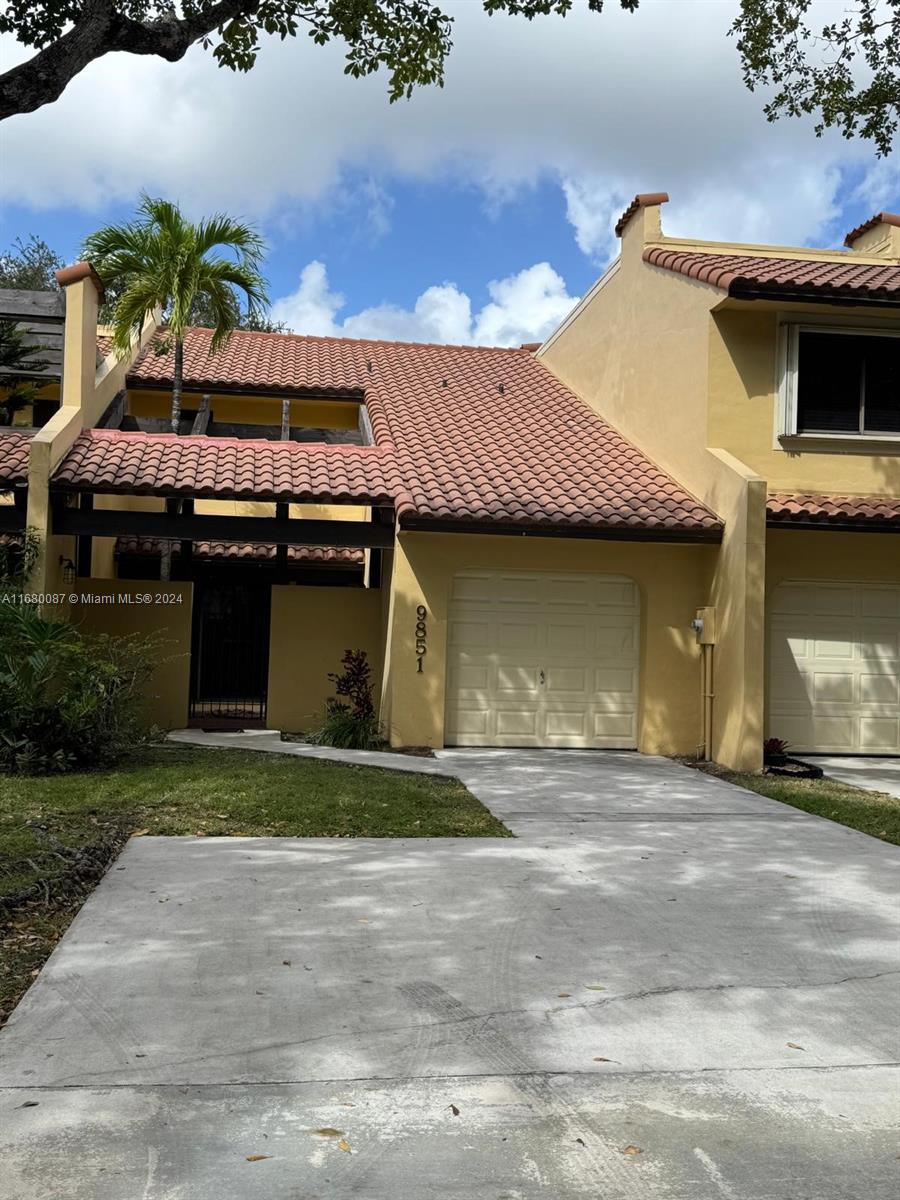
[0,0,260,121]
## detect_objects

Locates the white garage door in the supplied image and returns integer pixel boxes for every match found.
[445,570,640,748]
[768,581,900,754]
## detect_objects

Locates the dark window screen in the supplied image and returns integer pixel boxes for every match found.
[863,335,900,433]
[797,332,899,434]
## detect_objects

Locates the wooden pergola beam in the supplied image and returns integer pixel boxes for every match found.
[51,503,396,548]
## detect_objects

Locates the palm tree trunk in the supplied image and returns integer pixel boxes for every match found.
[161,337,184,581]
[170,337,184,433]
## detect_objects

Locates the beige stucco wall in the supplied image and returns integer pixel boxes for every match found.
[382,531,715,756]
[128,389,360,430]
[766,529,900,591]
[267,585,383,732]
[68,579,193,729]
[709,304,900,494]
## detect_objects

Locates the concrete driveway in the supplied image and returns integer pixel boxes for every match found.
[799,755,900,801]
[1,751,898,1199]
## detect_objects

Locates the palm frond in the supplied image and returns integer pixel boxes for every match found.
[83,195,270,366]
[194,213,265,265]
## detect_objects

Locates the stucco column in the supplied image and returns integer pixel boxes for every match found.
[383,534,449,748]
[707,456,767,772]
[26,265,103,593]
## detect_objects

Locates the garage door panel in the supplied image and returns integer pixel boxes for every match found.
[810,716,858,751]
[860,588,900,619]
[544,709,590,738]
[860,673,900,704]
[860,718,900,752]
[497,621,540,650]
[449,619,491,647]
[544,666,590,695]
[856,627,900,662]
[445,569,640,749]
[496,664,541,693]
[768,580,900,755]
[592,711,638,740]
[811,672,855,704]
[446,707,490,736]
[813,635,855,660]
[595,667,637,694]
[815,586,856,617]
[496,709,540,737]
[544,576,594,610]
[545,622,588,653]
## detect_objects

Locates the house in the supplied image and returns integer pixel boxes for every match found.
[0,199,897,771]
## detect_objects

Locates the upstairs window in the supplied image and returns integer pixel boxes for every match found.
[781,327,900,438]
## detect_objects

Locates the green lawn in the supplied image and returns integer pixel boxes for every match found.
[1,744,508,1022]
[730,771,900,846]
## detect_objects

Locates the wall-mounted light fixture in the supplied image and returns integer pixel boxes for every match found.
[58,556,76,586]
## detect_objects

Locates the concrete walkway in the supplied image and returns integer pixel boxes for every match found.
[168,727,452,776]
[799,755,900,801]
[1,750,899,1198]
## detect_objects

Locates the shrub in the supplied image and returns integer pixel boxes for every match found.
[0,599,156,774]
[763,736,790,761]
[312,649,384,751]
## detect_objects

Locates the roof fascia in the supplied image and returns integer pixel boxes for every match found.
[399,518,722,544]
[647,236,894,268]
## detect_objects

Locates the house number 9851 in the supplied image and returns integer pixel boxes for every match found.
[415,604,427,673]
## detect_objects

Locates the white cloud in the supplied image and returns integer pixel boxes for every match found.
[271,260,576,347]
[271,261,344,335]
[0,1,892,261]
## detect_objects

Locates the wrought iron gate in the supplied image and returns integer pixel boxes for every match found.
[188,581,272,726]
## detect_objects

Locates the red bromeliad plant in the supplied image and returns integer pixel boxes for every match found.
[327,649,375,721]
[763,737,790,761]
[315,650,382,750]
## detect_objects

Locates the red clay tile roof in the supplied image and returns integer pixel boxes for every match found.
[643,247,900,303]
[0,432,31,488]
[54,328,722,539]
[96,334,115,359]
[116,535,362,565]
[844,211,900,247]
[54,429,403,506]
[767,493,900,529]
[615,192,669,237]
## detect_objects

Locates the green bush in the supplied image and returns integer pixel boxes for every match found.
[0,599,156,774]
[311,649,384,751]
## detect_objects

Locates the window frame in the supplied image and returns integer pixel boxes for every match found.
[776,320,900,442]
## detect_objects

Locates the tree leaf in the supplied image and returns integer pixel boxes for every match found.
[338,1139,351,1153]
[622,1144,643,1155]
[245,1154,271,1162]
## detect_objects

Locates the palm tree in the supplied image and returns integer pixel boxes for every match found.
[83,196,268,433]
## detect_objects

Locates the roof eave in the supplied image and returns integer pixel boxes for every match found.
[729,284,900,309]
[766,516,900,534]
[399,517,722,544]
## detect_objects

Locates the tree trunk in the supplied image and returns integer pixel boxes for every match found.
[161,338,185,581]
[170,338,184,433]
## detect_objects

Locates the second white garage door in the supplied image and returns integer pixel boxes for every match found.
[768,580,900,754]
[445,570,640,748]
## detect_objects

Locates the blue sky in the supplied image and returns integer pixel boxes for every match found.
[0,173,594,316]
[1,2,896,344]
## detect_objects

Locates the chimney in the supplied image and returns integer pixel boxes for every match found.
[843,212,900,258]
[614,192,669,252]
